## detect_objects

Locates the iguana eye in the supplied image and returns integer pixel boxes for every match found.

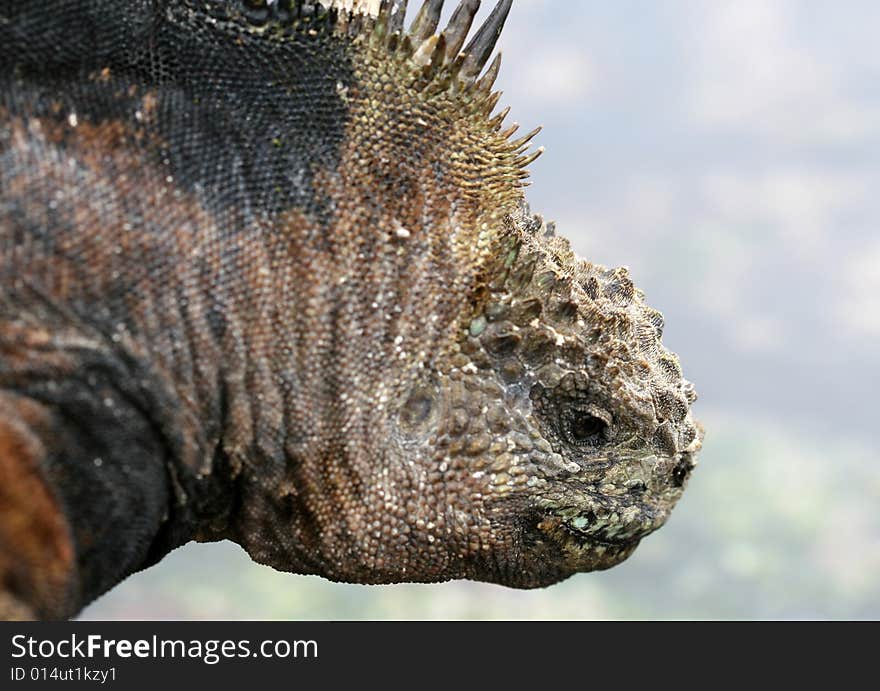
[561,408,610,447]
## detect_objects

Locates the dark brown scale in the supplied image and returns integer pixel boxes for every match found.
[520,329,555,365]
[553,299,579,323]
[482,329,521,358]
[510,297,542,325]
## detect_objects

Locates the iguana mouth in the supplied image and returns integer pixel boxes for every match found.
[534,446,692,548]
[558,512,659,548]
[521,507,658,578]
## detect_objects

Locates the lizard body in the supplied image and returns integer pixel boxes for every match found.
[0,0,702,619]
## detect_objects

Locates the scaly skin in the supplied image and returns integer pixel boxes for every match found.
[0,0,701,619]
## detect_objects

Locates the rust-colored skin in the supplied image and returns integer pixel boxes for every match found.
[0,392,75,620]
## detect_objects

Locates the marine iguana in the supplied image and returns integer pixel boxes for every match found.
[0,0,702,620]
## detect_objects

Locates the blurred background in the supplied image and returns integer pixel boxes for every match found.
[83,0,879,620]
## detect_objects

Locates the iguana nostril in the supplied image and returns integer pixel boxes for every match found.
[671,456,695,488]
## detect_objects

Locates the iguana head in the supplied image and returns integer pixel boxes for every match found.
[392,207,703,587]
[209,0,702,588]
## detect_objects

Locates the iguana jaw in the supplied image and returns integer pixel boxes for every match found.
[533,448,700,579]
